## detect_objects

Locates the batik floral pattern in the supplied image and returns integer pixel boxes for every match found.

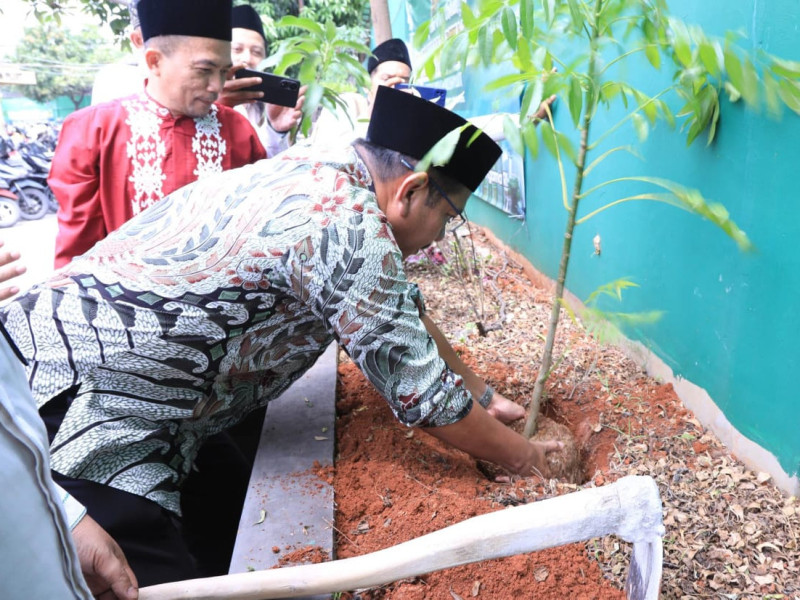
[0,144,473,514]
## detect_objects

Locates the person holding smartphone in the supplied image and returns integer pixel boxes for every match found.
[49,0,266,270]
[310,37,413,146]
[218,4,306,157]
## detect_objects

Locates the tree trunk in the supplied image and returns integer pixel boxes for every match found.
[369,0,392,45]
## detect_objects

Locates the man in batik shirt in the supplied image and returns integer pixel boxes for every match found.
[49,0,267,269]
[2,86,561,587]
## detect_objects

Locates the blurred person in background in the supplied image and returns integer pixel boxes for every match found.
[218,3,306,157]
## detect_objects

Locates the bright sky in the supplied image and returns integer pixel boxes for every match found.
[0,0,110,59]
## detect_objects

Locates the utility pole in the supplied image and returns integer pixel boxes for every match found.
[369,0,392,45]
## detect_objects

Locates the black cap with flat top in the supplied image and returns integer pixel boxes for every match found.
[138,0,233,43]
[231,4,266,41]
[367,38,412,74]
[367,86,502,192]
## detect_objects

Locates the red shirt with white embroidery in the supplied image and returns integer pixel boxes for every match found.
[49,91,267,268]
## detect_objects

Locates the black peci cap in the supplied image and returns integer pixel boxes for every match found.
[138,0,233,43]
[367,86,502,192]
[231,4,266,41]
[367,38,412,74]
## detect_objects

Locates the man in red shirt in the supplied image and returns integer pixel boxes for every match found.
[49,0,267,268]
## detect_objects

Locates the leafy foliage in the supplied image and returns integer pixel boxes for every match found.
[236,0,370,58]
[263,16,371,137]
[7,22,124,110]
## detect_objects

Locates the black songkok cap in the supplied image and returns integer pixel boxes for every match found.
[231,4,266,41]
[367,86,502,192]
[367,38,412,74]
[138,0,233,43]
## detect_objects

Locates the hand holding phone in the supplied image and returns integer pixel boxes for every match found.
[395,83,447,107]
[233,69,301,108]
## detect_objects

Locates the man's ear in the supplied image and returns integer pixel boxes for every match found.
[144,47,162,73]
[392,171,429,217]
[130,29,144,51]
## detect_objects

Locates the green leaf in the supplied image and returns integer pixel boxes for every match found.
[461,1,478,30]
[520,0,535,39]
[325,20,336,42]
[566,0,585,32]
[644,44,661,69]
[277,15,324,37]
[698,40,721,79]
[501,7,517,51]
[631,113,649,142]
[769,56,800,78]
[521,77,543,122]
[521,119,539,158]
[669,19,692,67]
[503,115,524,156]
[778,79,800,115]
[540,120,558,160]
[762,70,782,117]
[724,49,744,96]
[483,73,530,93]
[417,127,465,172]
[627,177,754,251]
[735,56,759,108]
[543,0,556,28]
[724,80,741,103]
[568,76,583,127]
[514,35,533,71]
[413,20,431,50]
[477,25,491,67]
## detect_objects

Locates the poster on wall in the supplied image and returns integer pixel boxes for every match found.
[404,0,526,219]
[473,139,526,219]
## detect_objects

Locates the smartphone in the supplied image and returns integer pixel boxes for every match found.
[233,68,301,108]
[395,83,447,107]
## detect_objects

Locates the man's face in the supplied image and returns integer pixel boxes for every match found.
[368,60,411,104]
[389,179,470,259]
[231,28,266,69]
[149,37,232,118]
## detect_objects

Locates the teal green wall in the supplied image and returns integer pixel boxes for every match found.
[391,0,800,478]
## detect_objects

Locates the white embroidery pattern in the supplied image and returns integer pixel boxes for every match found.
[124,96,168,215]
[192,105,226,180]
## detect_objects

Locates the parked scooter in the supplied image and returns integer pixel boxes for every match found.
[0,177,21,228]
[0,137,50,221]
[14,140,56,213]
[0,161,50,221]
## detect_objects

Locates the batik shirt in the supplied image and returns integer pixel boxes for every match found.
[2,143,473,514]
[49,91,267,268]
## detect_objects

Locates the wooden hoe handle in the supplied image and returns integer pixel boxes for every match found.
[140,475,664,600]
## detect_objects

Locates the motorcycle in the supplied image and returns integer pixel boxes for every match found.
[0,161,50,221]
[13,141,56,213]
[0,177,21,228]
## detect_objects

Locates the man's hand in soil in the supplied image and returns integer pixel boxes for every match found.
[425,401,563,479]
[486,390,525,424]
[72,515,138,600]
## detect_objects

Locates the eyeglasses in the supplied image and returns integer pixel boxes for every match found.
[400,159,467,234]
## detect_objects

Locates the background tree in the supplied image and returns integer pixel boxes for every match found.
[7,22,123,110]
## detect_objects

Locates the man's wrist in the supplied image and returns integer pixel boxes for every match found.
[266,117,291,136]
[477,385,494,409]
